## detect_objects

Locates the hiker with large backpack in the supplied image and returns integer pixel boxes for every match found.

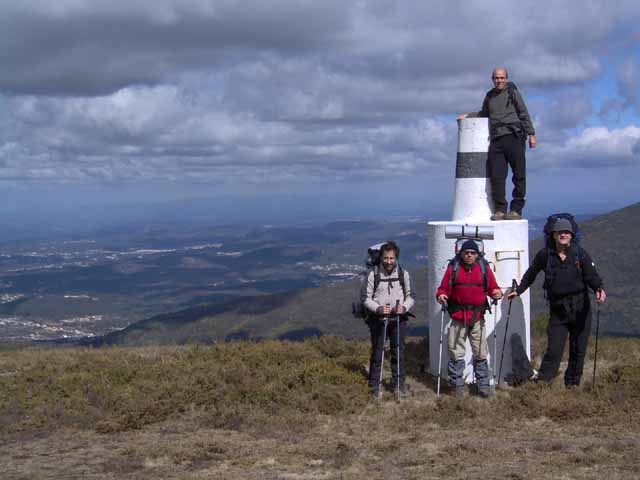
[457,67,536,221]
[361,241,414,399]
[436,239,503,398]
[508,215,606,387]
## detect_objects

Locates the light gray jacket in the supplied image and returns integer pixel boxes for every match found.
[363,266,415,315]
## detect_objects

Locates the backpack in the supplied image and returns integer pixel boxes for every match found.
[541,213,584,293]
[351,243,407,319]
[448,254,490,292]
[543,213,582,247]
[505,82,519,109]
[446,239,493,318]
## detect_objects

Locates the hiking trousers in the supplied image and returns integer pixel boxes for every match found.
[488,133,526,214]
[447,319,490,387]
[367,317,407,389]
[448,318,488,361]
[538,292,592,386]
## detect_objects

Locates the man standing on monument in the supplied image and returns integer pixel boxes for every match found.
[458,68,536,221]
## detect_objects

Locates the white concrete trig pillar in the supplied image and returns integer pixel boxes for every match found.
[427,118,531,386]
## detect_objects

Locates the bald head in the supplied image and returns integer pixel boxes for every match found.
[492,67,509,79]
[491,68,508,90]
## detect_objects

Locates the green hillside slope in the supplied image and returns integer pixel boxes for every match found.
[96,270,428,345]
[98,202,639,346]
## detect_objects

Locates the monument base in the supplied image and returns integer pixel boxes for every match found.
[426,219,531,385]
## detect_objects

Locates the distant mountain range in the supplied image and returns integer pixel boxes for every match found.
[93,202,640,346]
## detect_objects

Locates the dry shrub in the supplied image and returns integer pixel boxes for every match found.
[1,337,639,437]
[0,337,370,434]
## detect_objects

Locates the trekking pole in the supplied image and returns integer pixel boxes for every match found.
[498,279,518,385]
[437,302,447,397]
[378,316,389,397]
[492,297,498,388]
[395,300,401,401]
[592,301,601,387]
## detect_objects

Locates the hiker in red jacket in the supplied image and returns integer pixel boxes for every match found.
[436,239,503,398]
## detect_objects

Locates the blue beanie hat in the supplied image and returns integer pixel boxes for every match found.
[460,239,479,253]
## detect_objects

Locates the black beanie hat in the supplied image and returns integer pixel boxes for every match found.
[460,239,479,253]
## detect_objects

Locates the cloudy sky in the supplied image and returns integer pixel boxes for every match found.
[1,0,639,231]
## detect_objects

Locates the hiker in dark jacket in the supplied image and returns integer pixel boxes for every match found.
[364,241,414,399]
[458,67,536,221]
[436,240,503,398]
[508,218,606,387]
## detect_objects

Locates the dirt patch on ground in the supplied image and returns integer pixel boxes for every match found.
[2,387,639,480]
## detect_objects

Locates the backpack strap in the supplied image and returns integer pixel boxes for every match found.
[372,265,380,299]
[573,245,584,268]
[398,265,407,300]
[449,257,460,288]
[543,247,552,293]
[506,82,518,108]
[543,246,584,293]
[449,256,487,291]
[479,258,488,292]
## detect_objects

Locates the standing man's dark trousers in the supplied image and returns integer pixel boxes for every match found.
[538,292,592,386]
[367,317,407,390]
[488,133,526,215]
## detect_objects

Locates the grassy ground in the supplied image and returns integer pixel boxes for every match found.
[1,335,639,479]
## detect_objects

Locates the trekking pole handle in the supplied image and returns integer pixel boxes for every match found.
[511,279,518,291]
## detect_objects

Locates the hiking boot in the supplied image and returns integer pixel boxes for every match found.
[491,211,506,221]
[474,358,492,398]
[505,210,522,220]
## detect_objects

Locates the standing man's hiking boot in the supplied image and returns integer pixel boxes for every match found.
[491,211,506,221]
[505,211,522,220]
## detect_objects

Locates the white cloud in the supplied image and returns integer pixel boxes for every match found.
[537,126,640,169]
[0,0,639,199]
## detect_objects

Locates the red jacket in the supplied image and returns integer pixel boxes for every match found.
[436,261,500,325]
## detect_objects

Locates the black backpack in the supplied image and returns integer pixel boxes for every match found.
[505,81,519,108]
[543,213,582,247]
[351,243,407,319]
[541,213,584,293]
